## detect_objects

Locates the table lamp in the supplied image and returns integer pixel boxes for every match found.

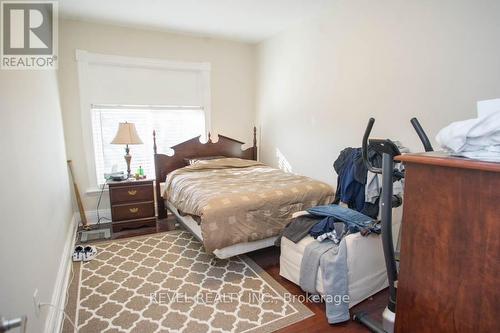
[111,122,143,179]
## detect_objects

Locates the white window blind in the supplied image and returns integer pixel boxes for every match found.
[86,63,204,106]
[91,106,205,183]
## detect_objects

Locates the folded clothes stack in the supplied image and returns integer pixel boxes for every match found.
[436,106,500,162]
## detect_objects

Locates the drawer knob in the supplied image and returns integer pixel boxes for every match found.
[129,207,139,213]
[128,190,137,196]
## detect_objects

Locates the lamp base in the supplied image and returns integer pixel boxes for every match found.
[125,145,131,179]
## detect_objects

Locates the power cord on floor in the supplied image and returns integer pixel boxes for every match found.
[96,179,111,225]
[39,251,78,332]
[39,303,77,332]
[64,257,76,331]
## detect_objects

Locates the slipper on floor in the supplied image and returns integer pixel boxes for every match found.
[82,245,97,262]
[72,245,84,262]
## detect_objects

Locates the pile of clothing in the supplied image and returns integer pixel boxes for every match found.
[276,143,407,324]
[278,204,380,246]
[276,204,380,324]
[436,109,500,162]
[333,143,406,219]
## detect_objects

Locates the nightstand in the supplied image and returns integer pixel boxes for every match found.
[108,179,156,232]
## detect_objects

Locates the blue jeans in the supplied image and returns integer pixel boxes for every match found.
[307,204,380,236]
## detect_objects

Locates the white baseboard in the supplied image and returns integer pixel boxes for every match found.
[44,215,78,333]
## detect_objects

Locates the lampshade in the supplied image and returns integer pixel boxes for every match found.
[111,122,143,145]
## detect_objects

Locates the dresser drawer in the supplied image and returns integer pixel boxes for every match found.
[110,184,153,204]
[111,202,155,221]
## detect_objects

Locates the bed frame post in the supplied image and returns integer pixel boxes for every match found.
[253,126,257,161]
[153,130,167,219]
[153,130,157,154]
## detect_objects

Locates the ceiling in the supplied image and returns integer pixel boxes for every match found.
[59,0,332,43]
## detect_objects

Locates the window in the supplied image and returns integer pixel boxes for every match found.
[76,50,211,189]
[91,105,205,184]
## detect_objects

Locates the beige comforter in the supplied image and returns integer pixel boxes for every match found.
[164,158,334,253]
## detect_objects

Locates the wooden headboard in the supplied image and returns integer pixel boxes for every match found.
[153,127,257,218]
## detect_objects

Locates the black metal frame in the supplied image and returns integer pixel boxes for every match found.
[355,117,432,332]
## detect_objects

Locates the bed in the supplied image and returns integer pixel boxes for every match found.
[154,128,335,258]
[280,207,403,308]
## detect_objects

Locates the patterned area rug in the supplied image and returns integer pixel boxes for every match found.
[63,230,312,332]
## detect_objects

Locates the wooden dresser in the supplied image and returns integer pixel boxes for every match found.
[394,152,500,332]
[108,179,156,232]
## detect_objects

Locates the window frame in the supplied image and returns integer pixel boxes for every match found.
[90,104,206,187]
[76,50,211,192]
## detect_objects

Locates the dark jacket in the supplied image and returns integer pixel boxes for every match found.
[333,146,381,218]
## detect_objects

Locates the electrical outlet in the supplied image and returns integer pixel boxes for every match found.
[33,289,40,316]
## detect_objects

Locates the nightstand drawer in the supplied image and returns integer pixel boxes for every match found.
[110,184,154,204]
[112,217,157,232]
[112,202,155,221]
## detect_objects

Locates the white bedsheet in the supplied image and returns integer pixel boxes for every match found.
[280,207,402,308]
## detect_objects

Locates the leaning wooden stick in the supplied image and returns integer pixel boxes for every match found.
[67,160,91,230]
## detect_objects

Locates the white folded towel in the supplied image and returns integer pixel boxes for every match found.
[460,149,500,162]
[436,110,500,162]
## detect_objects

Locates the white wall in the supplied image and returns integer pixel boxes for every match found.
[257,0,500,186]
[0,70,74,332]
[58,19,256,213]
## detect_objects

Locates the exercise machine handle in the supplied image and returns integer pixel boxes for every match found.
[410,117,433,152]
[362,118,382,174]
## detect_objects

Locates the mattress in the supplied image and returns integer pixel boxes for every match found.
[280,207,402,308]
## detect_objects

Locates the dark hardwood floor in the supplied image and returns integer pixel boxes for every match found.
[78,217,387,332]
